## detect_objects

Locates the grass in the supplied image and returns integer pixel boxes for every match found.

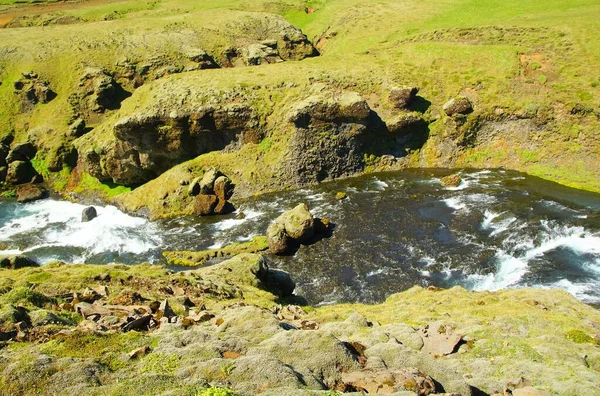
[0,0,598,207]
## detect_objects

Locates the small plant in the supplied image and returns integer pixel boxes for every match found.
[219,361,236,378]
[196,387,238,396]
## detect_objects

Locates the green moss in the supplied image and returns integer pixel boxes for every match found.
[75,172,131,199]
[0,189,16,198]
[163,236,268,267]
[564,329,595,344]
[141,353,180,375]
[0,286,52,308]
[196,387,239,396]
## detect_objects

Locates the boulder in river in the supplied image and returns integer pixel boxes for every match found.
[15,183,47,203]
[440,174,462,187]
[267,203,323,254]
[82,206,98,222]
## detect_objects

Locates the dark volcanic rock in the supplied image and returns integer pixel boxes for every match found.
[283,90,371,185]
[0,255,39,269]
[6,160,38,185]
[82,206,98,222]
[15,184,47,203]
[6,142,36,163]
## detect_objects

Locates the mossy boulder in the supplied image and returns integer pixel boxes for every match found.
[266,203,314,254]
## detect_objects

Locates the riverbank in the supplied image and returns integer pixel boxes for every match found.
[1,254,599,395]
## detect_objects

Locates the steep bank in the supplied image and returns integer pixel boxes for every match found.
[0,254,599,395]
[1,0,599,216]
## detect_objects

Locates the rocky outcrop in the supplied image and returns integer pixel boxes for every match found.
[191,169,235,215]
[79,99,259,185]
[282,89,372,185]
[5,160,38,185]
[68,68,130,124]
[223,16,318,67]
[15,183,47,203]
[13,72,56,112]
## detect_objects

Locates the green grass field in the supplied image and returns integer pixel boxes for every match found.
[1,0,599,197]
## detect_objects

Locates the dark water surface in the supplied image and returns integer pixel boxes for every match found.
[1,169,600,306]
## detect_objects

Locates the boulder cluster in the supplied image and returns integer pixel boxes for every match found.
[12,71,56,112]
[189,168,235,216]
[1,139,47,202]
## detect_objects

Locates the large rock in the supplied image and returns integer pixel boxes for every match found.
[6,160,38,185]
[0,255,39,269]
[266,203,315,254]
[389,86,419,109]
[193,194,218,216]
[192,169,235,216]
[81,206,97,222]
[280,203,314,240]
[199,168,223,195]
[283,89,371,185]
[15,184,47,203]
[440,174,462,187]
[443,96,473,116]
[6,142,36,163]
[266,222,290,255]
[387,112,425,133]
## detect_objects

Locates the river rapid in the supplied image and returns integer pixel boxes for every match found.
[1,168,600,307]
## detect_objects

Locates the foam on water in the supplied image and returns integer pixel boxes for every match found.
[468,218,600,301]
[0,199,162,263]
[212,208,263,231]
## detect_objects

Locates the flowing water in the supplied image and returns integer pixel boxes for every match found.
[1,168,600,306]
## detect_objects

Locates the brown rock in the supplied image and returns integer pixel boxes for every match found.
[342,368,437,395]
[389,86,419,109]
[128,345,151,359]
[443,96,473,116]
[266,221,290,254]
[418,322,464,356]
[194,194,218,215]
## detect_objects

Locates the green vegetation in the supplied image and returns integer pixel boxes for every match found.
[163,236,268,267]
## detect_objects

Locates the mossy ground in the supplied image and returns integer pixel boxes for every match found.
[1,261,599,395]
[1,0,599,208]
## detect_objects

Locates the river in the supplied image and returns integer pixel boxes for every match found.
[1,168,600,306]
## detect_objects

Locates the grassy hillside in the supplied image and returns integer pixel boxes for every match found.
[0,0,599,207]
